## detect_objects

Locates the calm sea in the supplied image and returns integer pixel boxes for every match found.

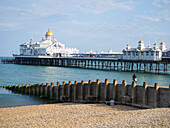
[0,57,170,108]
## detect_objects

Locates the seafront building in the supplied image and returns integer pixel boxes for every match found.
[122,40,167,61]
[18,27,79,57]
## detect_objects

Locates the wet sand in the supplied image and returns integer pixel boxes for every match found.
[0,103,169,128]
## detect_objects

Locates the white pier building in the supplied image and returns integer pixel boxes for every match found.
[19,27,79,57]
[122,40,167,61]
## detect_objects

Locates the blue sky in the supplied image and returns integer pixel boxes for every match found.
[0,0,170,56]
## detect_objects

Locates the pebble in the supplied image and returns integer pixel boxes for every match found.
[0,103,169,128]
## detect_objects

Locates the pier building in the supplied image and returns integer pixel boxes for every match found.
[18,27,79,57]
[122,40,167,61]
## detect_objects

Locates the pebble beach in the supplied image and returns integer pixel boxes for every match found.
[0,103,170,128]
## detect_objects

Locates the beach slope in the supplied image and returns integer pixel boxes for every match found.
[0,103,169,127]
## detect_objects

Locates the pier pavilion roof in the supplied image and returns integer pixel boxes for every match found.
[123,47,161,52]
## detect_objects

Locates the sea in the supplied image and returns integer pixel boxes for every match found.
[0,57,170,108]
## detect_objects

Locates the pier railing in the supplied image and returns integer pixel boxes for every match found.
[4,79,170,108]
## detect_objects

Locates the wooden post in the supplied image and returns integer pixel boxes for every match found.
[154,83,159,108]
[33,84,36,95]
[62,81,66,101]
[29,84,32,94]
[74,81,78,101]
[56,82,60,101]
[81,80,85,101]
[87,80,92,101]
[50,82,54,99]
[36,83,40,96]
[142,82,147,107]
[104,79,109,101]
[40,83,44,96]
[113,79,117,101]
[68,81,72,101]
[96,79,100,101]
[44,83,48,98]
[122,80,127,104]
[132,81,136,104]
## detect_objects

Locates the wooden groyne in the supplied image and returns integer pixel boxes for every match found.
[4,79,170,108]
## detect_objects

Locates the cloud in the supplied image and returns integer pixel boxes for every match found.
[152,0,170,8]
[146,31,170,36]
[152,0,170,21]
[0,23,17,31]
[135,16,160,22]
[75,0,134,14]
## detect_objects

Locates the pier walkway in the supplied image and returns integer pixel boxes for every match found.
[1,56,170,74]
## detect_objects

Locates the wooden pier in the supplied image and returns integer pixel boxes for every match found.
[1,56,170,74]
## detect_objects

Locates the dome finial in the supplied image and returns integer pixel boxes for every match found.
[46,27,53,36]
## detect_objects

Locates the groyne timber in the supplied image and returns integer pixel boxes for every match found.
[4,79,170,108]
[1,56,170,74]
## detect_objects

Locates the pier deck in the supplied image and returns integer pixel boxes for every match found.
[1,56,169,74]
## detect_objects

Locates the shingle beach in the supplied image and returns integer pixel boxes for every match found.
[0,103,169,128]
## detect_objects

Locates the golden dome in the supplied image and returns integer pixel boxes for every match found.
[154,43,157,45]
[46,27,53,36]
[138,40,144,43]
[160,42,165,45]
[127,44,130,46]
[31,38,33,40]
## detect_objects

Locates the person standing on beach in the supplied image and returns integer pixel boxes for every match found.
[132,74,137,82]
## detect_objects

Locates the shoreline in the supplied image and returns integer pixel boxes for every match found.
[0,103,169,127]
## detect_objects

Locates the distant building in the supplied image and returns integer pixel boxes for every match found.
[122,40,167,61]
[19,27,79,57]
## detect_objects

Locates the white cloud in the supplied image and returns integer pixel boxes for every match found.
[135,16,160,22]
[146,31,170,36]
[75,0,134,14]
[0,23,17,30]
[152,0,170,21]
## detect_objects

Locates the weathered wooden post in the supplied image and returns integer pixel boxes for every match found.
[113,79,117,101]
[18,85,21,93]
[29,84,32,94]
[95,79,100,102]
[33,84,36,95]
[132,81,136,104]
[154,83,159,108]
[21,85,25,93]
[81,80,85,101]
[87,80,92,101]
[104,79,109,101]
[11,85,15,91]
[40,83,44,96]
[56,82,60,101]
[14,85,18,92]
[68,81,72,101]
[25,84,29,94]
[62,81,66,101]
[44,83,49,98]
[36,83,40,96]
[121,80,127,104]
[49,82,54,99]
[142,82,147,107]
[74,81,78,101]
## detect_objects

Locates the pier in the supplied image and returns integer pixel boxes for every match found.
[2,56,169,74]
[1,59,15,64]
[4,79,170,108]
